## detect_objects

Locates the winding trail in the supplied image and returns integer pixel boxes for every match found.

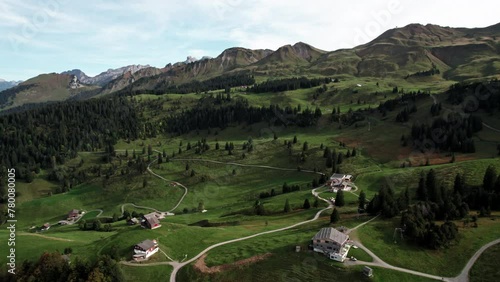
[451,238,500,282]
[482,122,500,133]
[18,232,74,242]
[171,158,324,175]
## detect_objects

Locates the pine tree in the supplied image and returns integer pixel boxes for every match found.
[483,165,497,192]
[330,208,340,223]
[303,199,311,209]
[352,147,357,157]
[293,136,297,144]
[426,169,437,202]
[416,172,428,201]
[358,190,366,210]
[335,190,345,207]
[302,142,309,151]
[453,174,465,196]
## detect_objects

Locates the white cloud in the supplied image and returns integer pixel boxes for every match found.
[1,0,500,81]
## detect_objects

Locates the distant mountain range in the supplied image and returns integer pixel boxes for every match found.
[1,22,500,110]
[61,64,151,86]
[0,79,22,92]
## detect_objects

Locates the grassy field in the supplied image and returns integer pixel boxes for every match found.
[121,264,173,282]
[355,214,500,277]
[469,243,500,282]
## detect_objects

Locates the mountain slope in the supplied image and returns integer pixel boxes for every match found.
[0,73,99,109]
[2,22,500,111]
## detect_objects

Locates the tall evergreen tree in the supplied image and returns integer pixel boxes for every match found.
[335,190,345,207]
[330,208,340,223]
[483,165,497,192]
[303,199,311,209]
[426,169,437,202]
[284,199,291,213]
[416,172,428,201]
[453,174,465,196]
[358,190,366,210]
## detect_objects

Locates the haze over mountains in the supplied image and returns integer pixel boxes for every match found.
[0,79,22,92]
[1,22,500,110]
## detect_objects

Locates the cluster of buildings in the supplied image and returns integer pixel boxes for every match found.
[127,212,163,229]
[327,174,353,192]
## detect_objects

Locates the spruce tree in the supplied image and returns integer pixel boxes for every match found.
[416,172,428,201]
[303,199,311,209]
[330,208,340,223]
[335,190,345,207]
[483,165,497,192]
[358,190,366,210]
[426,169,437,202]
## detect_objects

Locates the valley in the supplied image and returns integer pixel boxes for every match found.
[1,21,500,282]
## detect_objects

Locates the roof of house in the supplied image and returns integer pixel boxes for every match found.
[136,239,157,250]
[330,173,346,179]
[312,227,349,244]
[144,214,160,225]
[69,209,79,214]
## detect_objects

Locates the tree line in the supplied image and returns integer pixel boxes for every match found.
[409,113,482,153]
[161,97,322,134]
[446,80,500,112]
[248,77,331,93]
[0,252,124,282]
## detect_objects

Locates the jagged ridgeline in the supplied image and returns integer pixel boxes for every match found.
[0,97,139,181]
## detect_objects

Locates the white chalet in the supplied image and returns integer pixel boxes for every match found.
[133,239,159,261]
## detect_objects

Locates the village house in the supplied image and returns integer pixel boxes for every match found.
[67,209,80,220]
[141,212,161,229]
[133,239,159,261]
[41,223,51,231]
[327,173,353,191]
[312,227,350,262]
[128,217,140,225]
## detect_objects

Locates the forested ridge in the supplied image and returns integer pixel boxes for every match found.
[161,94,322,134]
[248,77,331,93]
[0,97,139,181]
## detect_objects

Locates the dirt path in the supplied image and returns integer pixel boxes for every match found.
[171,158,324,175]
[18,232,74,242]
[194,253,272,274]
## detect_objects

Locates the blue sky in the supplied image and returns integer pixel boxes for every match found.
[0,0,499,81]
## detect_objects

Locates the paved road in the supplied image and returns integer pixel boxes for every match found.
[450,238,500,282]
[482,122,500,133]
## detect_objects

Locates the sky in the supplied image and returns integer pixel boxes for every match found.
[0,0,499,81]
